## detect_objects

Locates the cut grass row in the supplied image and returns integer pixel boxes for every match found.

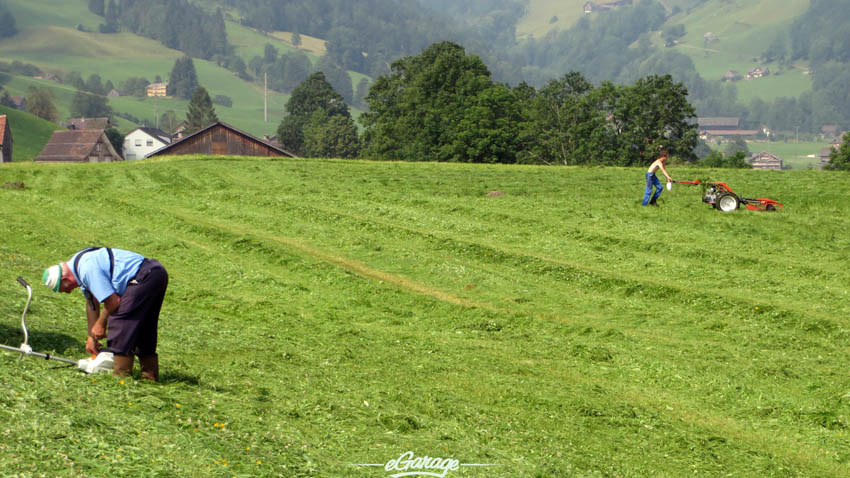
[1,157,848,476]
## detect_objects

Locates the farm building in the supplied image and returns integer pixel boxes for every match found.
[0,115,12,163]
[64,117,112,130]
[146,122,296,158]
[34,130,122,163]
[749,151,782,170]
[123,127,171,160]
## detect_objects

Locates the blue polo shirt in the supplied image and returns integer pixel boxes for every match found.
[69,248,145,303]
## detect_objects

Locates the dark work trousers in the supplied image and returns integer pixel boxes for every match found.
[106,259,168,356]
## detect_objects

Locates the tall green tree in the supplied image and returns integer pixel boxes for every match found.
[185,86,218,135]
[88,0,105,16]
[303,109,361,158]
[167,56,199,100]
[825,132,850,171]
[277,72,350,156]
[105,128,124,156]
[26,87,58,122]
[603,74,698,165]
[0,6,17,38]
[361,41,522,163]
[519,71,604,165]
[70,90,112,118]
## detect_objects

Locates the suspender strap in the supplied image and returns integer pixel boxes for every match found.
[73,247,114,309]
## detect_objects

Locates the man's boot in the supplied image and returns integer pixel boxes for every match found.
[113,354,134,378]
[139,354,159,382]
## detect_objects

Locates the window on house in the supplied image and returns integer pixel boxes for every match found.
[147,140,154,146]
[96,143,103,152]
[135,139,142,146]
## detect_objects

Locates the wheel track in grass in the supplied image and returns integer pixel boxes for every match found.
[95,193,847,355]
[177,164,850,320]
[147,186,848,333]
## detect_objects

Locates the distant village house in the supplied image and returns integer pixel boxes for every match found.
[34,130,122,163]
[746,67,769,80]
[146,82,168,97]
[123,127,171,160]
[749,151,782,170]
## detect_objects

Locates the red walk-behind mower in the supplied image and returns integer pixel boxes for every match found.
[671,180,783,213]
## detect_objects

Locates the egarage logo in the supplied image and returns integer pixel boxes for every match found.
[352,450,498,477]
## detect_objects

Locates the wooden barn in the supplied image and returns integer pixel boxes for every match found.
[34,130,122,163]
[146,122,296,158]
[0,115,12,163]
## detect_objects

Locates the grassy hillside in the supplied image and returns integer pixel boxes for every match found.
[1,157,849,476]
[519,0,813,102]
[0,0,330,138]
[0,104,65,162]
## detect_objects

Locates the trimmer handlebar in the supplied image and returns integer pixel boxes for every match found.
[17,277,29,288]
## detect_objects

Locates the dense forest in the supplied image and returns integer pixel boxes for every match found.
[88,0,231,59]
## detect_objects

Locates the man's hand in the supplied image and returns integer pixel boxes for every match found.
[86,336,102,355]
[91,320,106,340]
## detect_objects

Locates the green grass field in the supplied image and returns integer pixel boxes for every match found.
[1,157,849,476]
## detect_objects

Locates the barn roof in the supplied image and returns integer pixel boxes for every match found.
[34,129,120,162]
[697,117,740,128]
[65,117,111,130]
[147,121,296,158]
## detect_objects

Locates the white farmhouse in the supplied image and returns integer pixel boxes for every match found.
[123,127,171,160]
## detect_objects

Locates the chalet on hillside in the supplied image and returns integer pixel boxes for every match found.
[146,122,296,158]
[746,67,769,79]
[146,82,167,97]
[583,0,628,12]
[750,151,782,170]
[0,115,13,163]
[64,117,112,130]
[106,89,125,98]
[34,130,122,163]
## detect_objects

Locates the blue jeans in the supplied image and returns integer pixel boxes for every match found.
[642,172,662,206]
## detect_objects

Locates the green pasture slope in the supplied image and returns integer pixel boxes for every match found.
[1,157,849,476]
[0,0,305,138]
[0,104,65,161]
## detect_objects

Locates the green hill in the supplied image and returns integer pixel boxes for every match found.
[518,0,813,102]
[0,104,65,161]
[0,0,330,138]
[1,157,849,476]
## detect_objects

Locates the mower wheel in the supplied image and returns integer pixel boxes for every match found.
[765,204,776,211]
[717,194,740,212]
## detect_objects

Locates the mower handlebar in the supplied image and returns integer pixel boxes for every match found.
[17,277,29,288]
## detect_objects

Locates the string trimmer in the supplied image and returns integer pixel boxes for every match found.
[671,180,783,212]
[1,277,114,374]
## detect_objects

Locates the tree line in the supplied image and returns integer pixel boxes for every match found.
[278,42,698,166]
[87,0,230,60]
